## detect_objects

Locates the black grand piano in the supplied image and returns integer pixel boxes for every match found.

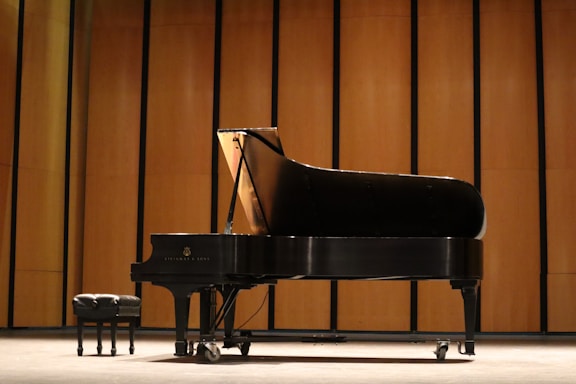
[131,127,485,362]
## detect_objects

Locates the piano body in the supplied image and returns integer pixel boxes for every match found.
[131,127,485,362]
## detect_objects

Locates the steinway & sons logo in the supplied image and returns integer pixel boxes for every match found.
[163,246,211,262]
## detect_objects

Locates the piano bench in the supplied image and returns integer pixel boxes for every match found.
[72,293,141,357]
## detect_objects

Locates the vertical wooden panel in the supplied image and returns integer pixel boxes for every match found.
[82,0,142,294]
[219,0,272,129]
[548,275,576,331]
[66,0,92,325]
[277,0,333,166]
[14,0,69,326]
[141,0,215,328]
[417,0,474,332]
[274,0,333,330]
[340,0,412,173]
[0,0,19,328]
[480,0,540,332]
[542,0,576,331]
[338,0,412,331]
[218,0,274,330]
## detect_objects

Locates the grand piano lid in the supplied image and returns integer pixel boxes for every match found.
[217,127,486,240]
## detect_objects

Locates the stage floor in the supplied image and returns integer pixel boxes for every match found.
[0,329,574,383]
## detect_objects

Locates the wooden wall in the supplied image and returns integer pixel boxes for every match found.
[274,0,334,330]
[543,0,576,332]
[82,0,143,304]
[480,0,541,332]
[217,0,274,331]
[417,0,474,332]
[338,0,412,331]
[13,0,69,326]
[65,0,92,325]
[0,0,19,328]
[142,0,215,328]
[1,0,576,335]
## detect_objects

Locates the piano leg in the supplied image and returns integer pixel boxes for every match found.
[156,284,195,356]
[451,279,479,356]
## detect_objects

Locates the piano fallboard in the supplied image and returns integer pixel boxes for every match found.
[131,233,482,284]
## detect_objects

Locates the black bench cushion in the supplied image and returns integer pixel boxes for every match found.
[73,294,141,320]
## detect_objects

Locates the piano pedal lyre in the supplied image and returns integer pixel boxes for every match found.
[457,340,476,356]
[434,339,476,361]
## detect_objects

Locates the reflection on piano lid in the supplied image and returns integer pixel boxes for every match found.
[217,127,486,239]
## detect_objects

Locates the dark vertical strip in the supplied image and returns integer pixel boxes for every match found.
[473,0,481,192]
[534,0,548,333]
[268,0,280,330]
[62,0,76,326]
[332,0,340,170]
[410,0,418,176]
[210,0,222,234]
[330,0,340,332]
[472,0,482,331]
[135,0,151,299]
[209,1,222,335]
[409,0,418,333]
[8,0,26,328]
[267,285,275,330]
[271,0,279,127]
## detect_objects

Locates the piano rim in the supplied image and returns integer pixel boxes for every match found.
[131,234,483,282]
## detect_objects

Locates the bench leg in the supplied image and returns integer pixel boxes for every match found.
[75,316,138,356]
[76,320,84,356]
[111,320,117,356]
[96,322,103,355]
[129,320,135,354]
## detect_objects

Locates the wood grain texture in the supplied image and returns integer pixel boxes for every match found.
[0,0,18,166]
[417,0,474,332]
[0,0,19,328]
[542,1,576,272]
[2,0,574,333]
[338,281,411,331]
[337,0,412,331]
[217,0,274,330]
[273,0,333,331]
[548,274,576,331]
[13,271,62,326]
[140,0,215,328]
[65,0,91,325]
[479,0,541,332]
[13,0,69,326]
[82,0,142,295]
[340,0,411,174]
[542,0,576,331]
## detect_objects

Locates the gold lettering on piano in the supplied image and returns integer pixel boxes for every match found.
[162,256,210,262]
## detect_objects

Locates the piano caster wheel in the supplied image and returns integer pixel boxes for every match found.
[435,340,450,361]
[203,342,221,363]
[239,341,251,357]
